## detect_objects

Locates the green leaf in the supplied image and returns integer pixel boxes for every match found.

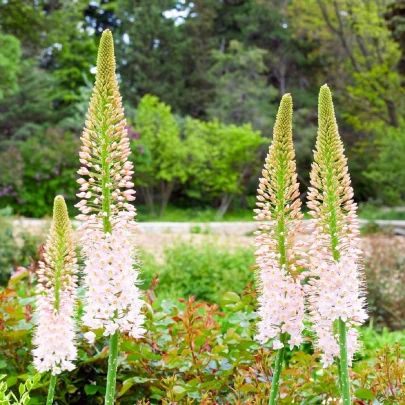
[355,388,375,400]
[84,385,98,395]
[239,383,258,393]
[221,292,240,304]
[173,385,186,394]
[118,377,155,397]
[18,297,35,306]
[6,376,17,388]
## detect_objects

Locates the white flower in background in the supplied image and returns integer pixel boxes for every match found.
[33,196,78,375]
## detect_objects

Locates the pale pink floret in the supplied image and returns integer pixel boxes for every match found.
[256,259,305,349]
[33,293,77,374]
[305,215,367,367]
[80,215,145,340]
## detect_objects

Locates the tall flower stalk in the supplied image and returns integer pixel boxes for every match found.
[76,29,145,405]
[254,94,306,404]
[306,85,367,404]
[32,196,78,405]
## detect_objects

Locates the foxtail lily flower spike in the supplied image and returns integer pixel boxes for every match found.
[254,94,306,404]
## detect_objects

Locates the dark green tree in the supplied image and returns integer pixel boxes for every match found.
[0,34,21,100]
[207,40,278,135]
[0,61,64,142]
[115,0,188,112]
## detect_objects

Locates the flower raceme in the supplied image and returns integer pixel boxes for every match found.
[253,93,306,351]
[76,29,145,343]
[75,30,136,229]
[81,225,145,341]
[32,196,78,375]
[305,85,367,368]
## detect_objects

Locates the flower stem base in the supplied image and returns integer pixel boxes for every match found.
[46,374,57,405]
[269,333,286,405]
[339,319,351,405]
[105,331,119,405]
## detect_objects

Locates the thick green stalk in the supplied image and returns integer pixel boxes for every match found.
[102,121,117,404]
[268,160,287,405]
[102,131,118,404]
[269,333,286,405]
[46,374,57,405]
[319,85,351,404]
[264,94,293,404]
[339,320,351,404]
[105,331,119,405]
[102,106,117,404]
[93,30,119,404]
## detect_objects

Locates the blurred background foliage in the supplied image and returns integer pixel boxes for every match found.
[1,0,405,217]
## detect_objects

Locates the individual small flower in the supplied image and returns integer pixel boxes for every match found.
[84,331,96,344]
[32,196,78,375]
[305,84,367,367]
[77,29,145,340]
[254,93,306,350]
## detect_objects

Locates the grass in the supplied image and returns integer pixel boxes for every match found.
[137,204,254,222]
[4,201,405,222]
[138,203,405,222]
[357,203,405,221]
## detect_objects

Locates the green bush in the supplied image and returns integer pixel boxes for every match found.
[366,125,405,205]
[140,242,255,302]
[0,128,80,217]
[0,216,41,285]
[364,234,405,330]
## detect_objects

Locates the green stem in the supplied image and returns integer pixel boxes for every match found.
[269,333,286,405]
[325,151,352,401]
[336,357,343,393]
[100,94,117,404]
[46,374,57,405]
[338,319,351,405]
[105,330,119,405]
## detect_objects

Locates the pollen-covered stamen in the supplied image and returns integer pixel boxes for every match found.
[33,196,78,375]
[254,94,306,350]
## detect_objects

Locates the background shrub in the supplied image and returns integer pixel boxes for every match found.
[363,235,405,330]
[140,242,255,303]
[0,214,41,286]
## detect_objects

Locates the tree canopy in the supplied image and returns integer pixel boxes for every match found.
[1,0,405,216]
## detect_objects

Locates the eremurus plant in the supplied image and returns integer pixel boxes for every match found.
[253,93,306,404]
[32,195,78,405]
[76,29,145,405]
[305,84,367,404]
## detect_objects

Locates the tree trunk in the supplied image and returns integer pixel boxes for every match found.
[141,186,155,215]
[216,193,234,219]
[159,180,175,216]
[386,99,399,128]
